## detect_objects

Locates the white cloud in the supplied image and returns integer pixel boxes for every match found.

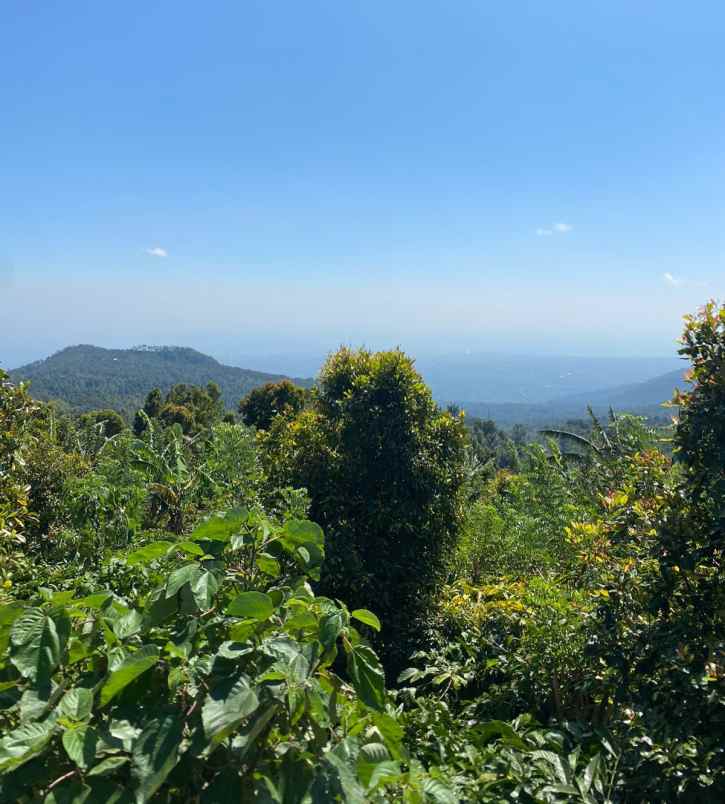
[146,247,168,258]
[662,272,708,289]
[536,222,572,236]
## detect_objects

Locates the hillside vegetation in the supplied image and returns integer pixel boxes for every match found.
[9,345,312,414]
[0,303,722,802]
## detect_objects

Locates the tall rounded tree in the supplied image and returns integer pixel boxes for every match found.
[239,380,306,430]
[263,348,466,672]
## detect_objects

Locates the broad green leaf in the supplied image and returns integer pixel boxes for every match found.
[351,609,381,632]
[582,753,601,794]
[422,777,457,804]
[356,742,391,788]
[282,519,324,549]
[216,641,254,662]
[10,608,70,685]
[284,610,318,631]
[131,714,183,804]
[68,637,92,665]
[202,674,259,743]
[367,761,401,791]
[62,725,99,769]
[319,610,345,649]
[371,712,405,759]
[0,719,56,772]
[0,603,25,655]
[226,591,273,621]
[474,720,529,750]
[190,508,248,543]
[228,621,255,642]
[50,591,76,605]
[87,755,130,776]
[143,588,179,628]
[256,552,281,577]
[59,687,94,721]
[311,743,366,804]
[166,563,201,598]
[108,718,141,750]
[174,540,206,557]
[19,687,54,721]
[190,570,219,611]
[164,640,192,660]
[112,609,143,641]
[304,686,330,728]
[229,702,278,761]
[100,645,160,707]
[531,749,571,784]
[107,646,128,672]
[346,645,385,712]
[261,636,313,679]
[359,742,389,763]
[72,593,113,610]
[126,541,174,566]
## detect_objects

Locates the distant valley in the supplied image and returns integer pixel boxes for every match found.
[459,368,685,426]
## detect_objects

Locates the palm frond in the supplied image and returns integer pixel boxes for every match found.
[539,429,601,455]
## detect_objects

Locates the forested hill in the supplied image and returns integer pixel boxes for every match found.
[9,345,313,413]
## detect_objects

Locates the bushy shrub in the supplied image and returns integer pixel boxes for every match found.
[405,577,597,724]
[0,510,451,802]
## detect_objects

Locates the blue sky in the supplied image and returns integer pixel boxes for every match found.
[2,1,724,367]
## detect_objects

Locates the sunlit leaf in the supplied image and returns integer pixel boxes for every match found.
[351,609,381,632]
[126,541,174,566]
[226,592,273,621]
[100,646,160,707]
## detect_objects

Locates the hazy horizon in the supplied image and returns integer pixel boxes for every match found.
[3,322,687,377]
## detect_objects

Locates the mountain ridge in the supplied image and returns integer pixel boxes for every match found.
[10,344,313,414]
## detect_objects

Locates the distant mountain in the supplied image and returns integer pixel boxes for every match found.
[460,367,687,427]
[557,368,685,411]
[418,353,682,404]
[10,345,313,414]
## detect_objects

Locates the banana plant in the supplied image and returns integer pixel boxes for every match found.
[130,414,211,534]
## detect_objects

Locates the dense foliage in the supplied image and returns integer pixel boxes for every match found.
[134,383,227,437]
[0,303,723,801]
[239,381,307,431]
[0,509,434,802]
[261,349,467,673]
